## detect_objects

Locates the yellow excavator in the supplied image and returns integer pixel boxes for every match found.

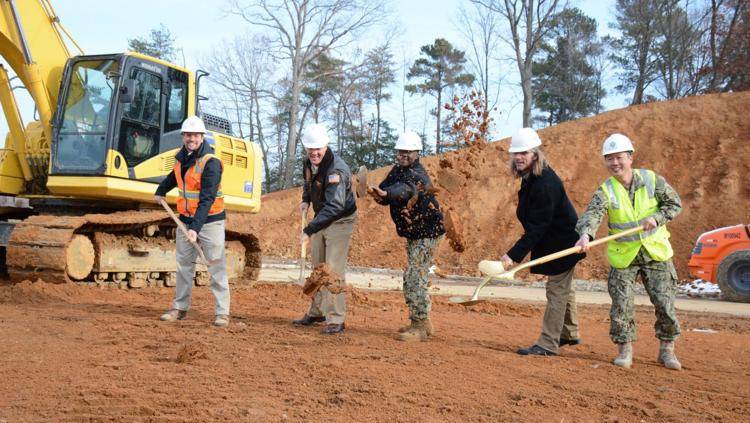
[0,0,263,286]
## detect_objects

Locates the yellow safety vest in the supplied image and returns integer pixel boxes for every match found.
[601,169,673,268]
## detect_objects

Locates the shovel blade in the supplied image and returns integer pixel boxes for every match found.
[448,295,486,306]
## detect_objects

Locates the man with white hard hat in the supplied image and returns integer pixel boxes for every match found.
[500,128,585,356]
[369,131,445,342]
[293,123,357,335]
[575,133,683,370]
[155,116,231,328]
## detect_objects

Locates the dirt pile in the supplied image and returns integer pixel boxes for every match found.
[176,342,209,364]
[233,92,750,281]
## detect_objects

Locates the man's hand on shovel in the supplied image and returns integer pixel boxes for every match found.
[157,198,221,267]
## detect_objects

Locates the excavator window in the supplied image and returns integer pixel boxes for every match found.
[118,69,162,167]
[166,68,188,133]
[55,59,119,172]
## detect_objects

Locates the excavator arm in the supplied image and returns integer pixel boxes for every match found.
[0,0,79,143]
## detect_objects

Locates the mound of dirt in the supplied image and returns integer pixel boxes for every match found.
[176,342,209,364]
[232,92,750,281]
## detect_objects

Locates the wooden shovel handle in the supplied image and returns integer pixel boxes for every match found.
[159,198,210,265]
[300,212,309,259]
[506,226,644,276]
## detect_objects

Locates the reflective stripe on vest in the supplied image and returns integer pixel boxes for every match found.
[601,169,673,268]
[174,153,225,218]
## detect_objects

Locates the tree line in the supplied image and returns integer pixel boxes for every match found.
[128,0,749,193]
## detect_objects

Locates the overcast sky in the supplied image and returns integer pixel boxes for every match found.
[2,0,626,146]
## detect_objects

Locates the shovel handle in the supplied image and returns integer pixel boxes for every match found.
[300,212,308,259]
[159,198,211,266]
[504,226,644,276]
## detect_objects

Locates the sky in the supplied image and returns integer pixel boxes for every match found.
[1,0,627,147]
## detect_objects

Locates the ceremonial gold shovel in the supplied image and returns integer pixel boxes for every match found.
[450,226,644,306]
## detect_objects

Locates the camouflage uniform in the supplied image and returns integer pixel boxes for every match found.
[404,236,443,321]
[576,170,682,343]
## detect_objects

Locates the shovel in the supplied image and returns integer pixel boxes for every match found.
[297,211,310,286]
[159,198,221,267]
[450,226,644,306]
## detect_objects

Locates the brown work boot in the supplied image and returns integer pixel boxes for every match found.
[658,340,682,370]
[613,342,633,368]
[398,317,434,336]
[214,314,230,328]
[397,320,428,342]
[159,309,187,322]
[397,321,414,333]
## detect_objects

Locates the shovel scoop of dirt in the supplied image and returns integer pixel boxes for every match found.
[302,263,346,297]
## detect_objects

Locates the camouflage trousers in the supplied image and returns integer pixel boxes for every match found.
[608,255,681,344]
[403,236,443,321]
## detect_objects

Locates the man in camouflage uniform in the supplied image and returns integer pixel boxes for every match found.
[575,133,682,370]
[369,131,445,342]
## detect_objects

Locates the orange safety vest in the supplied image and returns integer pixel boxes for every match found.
[173,153,224,217]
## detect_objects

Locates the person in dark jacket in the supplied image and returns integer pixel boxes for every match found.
[500,128,585,356]
[154,116,230,328]
[293,123,357,335]
[369,131,445,342]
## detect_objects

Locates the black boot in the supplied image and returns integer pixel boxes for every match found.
[321,323,345,334]
[559,338,581,347]
[517,345,556,356]
[292,314,326,326]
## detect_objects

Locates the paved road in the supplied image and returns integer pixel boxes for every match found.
[259,261,750,317]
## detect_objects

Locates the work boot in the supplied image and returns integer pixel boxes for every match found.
[658,340,682,370]
[159,309,187,322]
[517,345,556,356]
[559,338,581,347]
[613,342,633,369]
[397,320,428,342]
[214,314,230,328]
[398,318,434,336]
[292,314,326,326]
[321,323,345,334]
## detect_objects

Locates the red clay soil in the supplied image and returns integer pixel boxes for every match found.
[232,92,750,282]
[1,280,748,421]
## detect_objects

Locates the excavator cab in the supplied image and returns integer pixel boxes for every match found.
[44,52,261,212]
[51,53,189,180]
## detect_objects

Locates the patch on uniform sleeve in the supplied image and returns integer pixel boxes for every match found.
[328,173,341,184]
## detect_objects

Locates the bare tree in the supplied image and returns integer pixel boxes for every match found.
[229,0,387,188]
[456,2,503,111]
[472,0,565,127]
[204,34,278,192]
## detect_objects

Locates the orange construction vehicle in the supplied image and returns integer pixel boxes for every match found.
[688,224,750,303]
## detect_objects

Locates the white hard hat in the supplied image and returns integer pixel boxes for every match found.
[301,123,330,149]
[602,133,634,156]
[394,130,422,151]
[181,116,207,134]
[508,127,542,152]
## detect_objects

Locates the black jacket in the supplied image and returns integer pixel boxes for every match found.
[378,159,445,240]
[302,148,357,235]
[506,166,584,275]
[155,140,224,233]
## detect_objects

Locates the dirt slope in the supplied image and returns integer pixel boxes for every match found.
[232,92,750,281]
[1,281,749,421]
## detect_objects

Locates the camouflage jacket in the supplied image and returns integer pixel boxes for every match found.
[576,169,682,240]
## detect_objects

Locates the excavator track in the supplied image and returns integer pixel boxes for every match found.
[6,210,261,287]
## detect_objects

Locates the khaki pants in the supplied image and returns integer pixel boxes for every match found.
[172,220,230,316]
[307,213,356,324]
[535,267,579,353]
